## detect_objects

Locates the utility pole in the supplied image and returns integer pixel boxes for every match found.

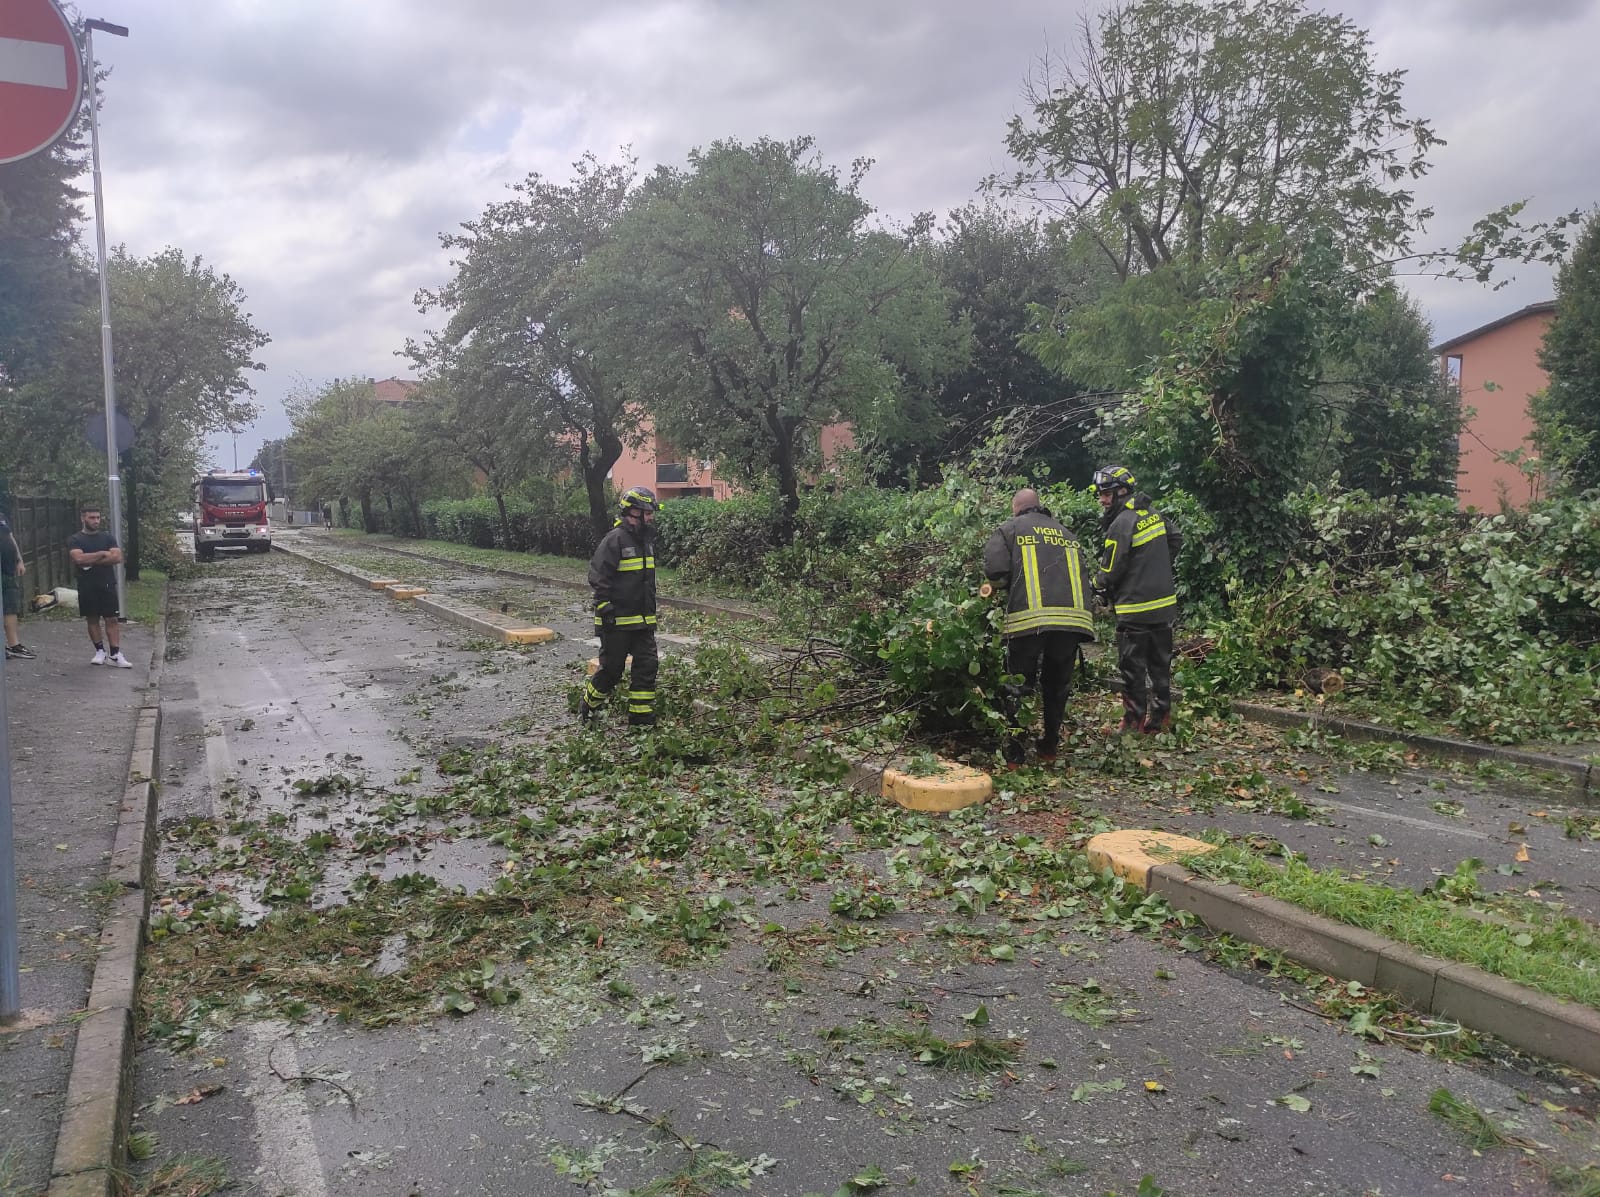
[85,16,130,617]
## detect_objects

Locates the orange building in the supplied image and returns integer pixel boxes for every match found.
[1434,301,1554,510]
[370,377,420,407]
[609,419,855,502]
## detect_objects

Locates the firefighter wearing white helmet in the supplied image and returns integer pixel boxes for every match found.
[581,487,661,727]
[1094,465,1183,735]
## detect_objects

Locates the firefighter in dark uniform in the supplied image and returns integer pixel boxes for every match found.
[982,488,1096,766]
[581,487,660,727]
[1093,465,1183,734]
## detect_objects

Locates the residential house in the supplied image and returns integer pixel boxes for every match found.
[609,419,855,502]
[1434,301,1554,510]
[369,377,419,407]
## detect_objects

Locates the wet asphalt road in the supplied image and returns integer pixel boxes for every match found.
[126,546,1599,1197]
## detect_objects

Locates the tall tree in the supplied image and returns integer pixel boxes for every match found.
[1002,0,1439,281]
[0,123,89,389]
[252,438,294,508]
[285,378,383,530]
[592,136,968,522]
[414,152,641,536]
[408,348,551,545]
[1003,0,1571,572]
[922,203,1119,482]
[40,247,267,576]
[1535,209,1600,494]
[1324,286,1460,498]
[0,118,93,496]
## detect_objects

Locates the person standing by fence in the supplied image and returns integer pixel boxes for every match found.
[1,508,33,661]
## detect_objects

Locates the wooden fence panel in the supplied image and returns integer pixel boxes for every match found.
[11,496,79,603]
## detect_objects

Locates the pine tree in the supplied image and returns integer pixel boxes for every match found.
[1535,209,1600,494]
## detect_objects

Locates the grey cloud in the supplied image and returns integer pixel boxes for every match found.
[78,0,1599,465]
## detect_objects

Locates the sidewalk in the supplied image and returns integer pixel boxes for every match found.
[0,613,154,1196]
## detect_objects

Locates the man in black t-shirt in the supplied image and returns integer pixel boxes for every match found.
[2,508,34,661]
[67,505,133,668]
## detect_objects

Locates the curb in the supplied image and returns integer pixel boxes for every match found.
[414,595,557,645]
[273,542,556,646]
[1231,700,1597,805]
[45,588,168,1196]
[316,536,774,624]
[1089,829,1600,1076]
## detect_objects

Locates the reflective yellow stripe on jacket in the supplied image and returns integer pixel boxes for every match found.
[1004,605,1095,635]
[599,613,658,627]
[1007,540,1092,635]
[1114,595,1177,616]
[1130,520,1166,548]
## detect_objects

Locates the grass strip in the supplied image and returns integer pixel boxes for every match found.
[124,570,166,628]
[1187,845,1600,1008]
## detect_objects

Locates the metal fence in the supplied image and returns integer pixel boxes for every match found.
[9,495,79,603]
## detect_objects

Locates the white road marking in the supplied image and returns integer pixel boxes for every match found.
[239,1023,334,1197]
[194,659,333,1197]
[1316,796,1491,840]
[0,37,69,89]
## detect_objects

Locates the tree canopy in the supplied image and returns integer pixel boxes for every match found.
[413,152,642,535]
[1002,0,1439,280]
[590,136,968,520]
[1535,210,1600,495]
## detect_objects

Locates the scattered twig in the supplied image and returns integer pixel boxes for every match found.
[267,1041,359,1115]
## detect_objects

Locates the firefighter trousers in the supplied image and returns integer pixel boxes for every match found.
[1115,622,1175,731]
[1000,631,1082,763]
[583,626,659,726]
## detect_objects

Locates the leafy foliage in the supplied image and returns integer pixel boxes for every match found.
[1185,490,1600,740]
[1108,243,1349,576]
[590,135,969,523]
[0,117,89,391]
[33,247,268,575]
[1325,286,1461,498]
[419,496,593,556]
[901,200,1104,485]
[1535,208,1600,494]
[1001,0,1440,278]
[413,152,645,535]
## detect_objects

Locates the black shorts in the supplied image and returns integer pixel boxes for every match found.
[1,573,20,617]
[79,579,120,619]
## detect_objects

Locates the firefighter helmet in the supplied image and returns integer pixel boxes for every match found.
[1092,464,1137,494]
[619,486,660,515]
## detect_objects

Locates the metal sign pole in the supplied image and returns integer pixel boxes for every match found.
[0,642,17,1019]
[85,19,130,615]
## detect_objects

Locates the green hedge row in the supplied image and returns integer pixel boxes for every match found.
[419,497,594,558]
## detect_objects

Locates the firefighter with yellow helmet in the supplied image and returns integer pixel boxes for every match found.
[1093,465,1183,734]
[581,487,661,727]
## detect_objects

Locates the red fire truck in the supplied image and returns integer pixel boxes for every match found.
[192,469,272,562]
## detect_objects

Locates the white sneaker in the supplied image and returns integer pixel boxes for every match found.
[108,651,134,669]
[91,648,107,666]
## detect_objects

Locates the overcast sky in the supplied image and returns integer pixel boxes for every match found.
[68,0,1600,467]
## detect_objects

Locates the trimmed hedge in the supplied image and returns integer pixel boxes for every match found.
[419,497,593,557]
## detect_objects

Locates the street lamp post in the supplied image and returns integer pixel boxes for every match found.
[84,17,129,617]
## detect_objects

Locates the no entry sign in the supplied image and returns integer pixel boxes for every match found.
[0,0,83,165]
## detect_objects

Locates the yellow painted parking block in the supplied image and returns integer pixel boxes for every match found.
[504,627,557,644]
[882,759,992,812]
[387,585,428,600]
[367,578,402,589]
[1086,829,1216,889]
